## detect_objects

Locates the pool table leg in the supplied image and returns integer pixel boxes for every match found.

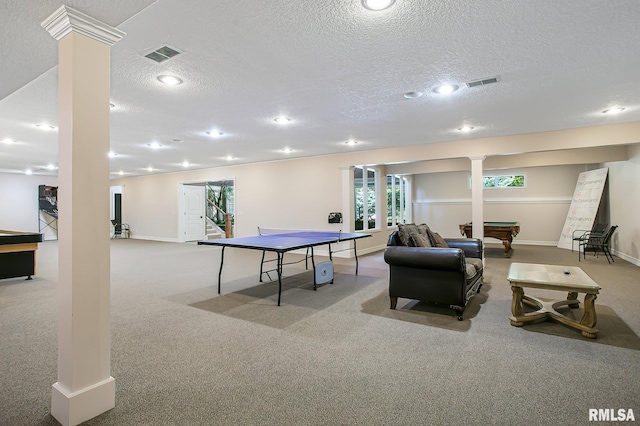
[502,239,512,257]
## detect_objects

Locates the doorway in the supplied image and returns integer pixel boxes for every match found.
[182,185,206,242]
[179,179,235,242]
[110,185,123,238]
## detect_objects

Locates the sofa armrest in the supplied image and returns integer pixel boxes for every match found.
[445,238,483,259]
[387,231,403,246]
[384,246,464,271]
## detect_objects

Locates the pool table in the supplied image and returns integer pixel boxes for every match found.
[459,222,520,258]
[0,230,44,280]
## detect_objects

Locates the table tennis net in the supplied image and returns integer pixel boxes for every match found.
[257,227,343,239]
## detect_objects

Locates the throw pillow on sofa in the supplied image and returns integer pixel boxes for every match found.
[428,230,449,248]
[397,223,420,246]
[409,233,432,247]
[417,223,431,238]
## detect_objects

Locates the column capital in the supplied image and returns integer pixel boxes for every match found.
[42,5,125,45]
[469,155,487,161]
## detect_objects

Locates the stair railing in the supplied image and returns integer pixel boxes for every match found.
[206,198,233,238]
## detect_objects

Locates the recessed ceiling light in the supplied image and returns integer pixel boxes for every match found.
[147,142,162,149]
[206,130,224,137]
[157,75,183,85]
[46,164,57,170]
[35,123,57,131]
[362,0,395,11]
[118,171,124,176]
[434,84,459,95]
[282,147,293,153]
[147,166,153,172]
[225,155,233,161]
[108,151,117,158]
[458,126,475,132]
[25,169,33,175]
[182,160,190,167]
[274,116,292,124]
[403,91,423,99]
[345,139,359,146]
[602,107,625,115]
[2,138,17,145]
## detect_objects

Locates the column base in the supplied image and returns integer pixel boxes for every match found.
[51,376,115,426]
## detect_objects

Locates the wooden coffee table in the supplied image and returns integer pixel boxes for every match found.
[507,263,601,338]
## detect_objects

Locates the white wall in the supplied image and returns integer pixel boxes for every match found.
[0,173,58,237]
[412,164,587,244]
[111,156,391,253]
[604,145,640,265]
[2,123,638,263]
[109,143,639,261]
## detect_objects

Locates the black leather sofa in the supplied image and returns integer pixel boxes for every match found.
[384,230,484,320]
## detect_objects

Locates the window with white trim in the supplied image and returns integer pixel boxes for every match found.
[470,174,526,188]
[387,174,410,226]
[354,166,378,231]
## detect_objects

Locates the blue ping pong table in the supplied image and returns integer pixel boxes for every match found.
[197,228,371,305]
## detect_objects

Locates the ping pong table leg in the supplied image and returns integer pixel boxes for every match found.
[259,250,266,282]
[311,247,317,290]
[277,252,283,306]
[217,246,226,294]
[354,239,359,275]
[327,243,334,284]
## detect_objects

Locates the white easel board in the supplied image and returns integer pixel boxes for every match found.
[557,167,608,250]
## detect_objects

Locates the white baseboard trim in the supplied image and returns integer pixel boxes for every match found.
[612,249,640,267]
[484,240,558,247]
[130,235,179,243]
[125,238,639,266]
[483,241,639,266]
[51,377,115,426]
[358,244,387,256]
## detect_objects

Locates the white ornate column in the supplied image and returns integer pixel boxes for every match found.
[469,156,486,240]
[42,6,124,426]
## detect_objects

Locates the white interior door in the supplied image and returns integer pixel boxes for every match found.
[183,186,205,241]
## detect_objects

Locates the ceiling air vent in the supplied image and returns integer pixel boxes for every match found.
[466,77,498,88]
[144,45,182,63]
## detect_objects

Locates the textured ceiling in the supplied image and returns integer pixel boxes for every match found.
[1,0,639,176]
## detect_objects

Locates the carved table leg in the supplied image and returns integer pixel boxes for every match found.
[503,240,512,258]
[580,293,598,338]
[567,291,579,309]
[510,286,525,326]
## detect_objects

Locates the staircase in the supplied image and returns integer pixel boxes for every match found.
[206,217,224,240]
[38,185,58,240]
[206,181,234,239]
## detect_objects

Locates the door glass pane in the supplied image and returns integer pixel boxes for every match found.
[354,167,364,231]
[386,175,393,226]
[367,169,376,229]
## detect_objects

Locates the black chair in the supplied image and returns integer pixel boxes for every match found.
[111,220,130,239]
[580,225,618,263]
[572,223,607,253]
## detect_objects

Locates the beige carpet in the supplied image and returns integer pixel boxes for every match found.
[1,239,639,425]
[190,272,380,330]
